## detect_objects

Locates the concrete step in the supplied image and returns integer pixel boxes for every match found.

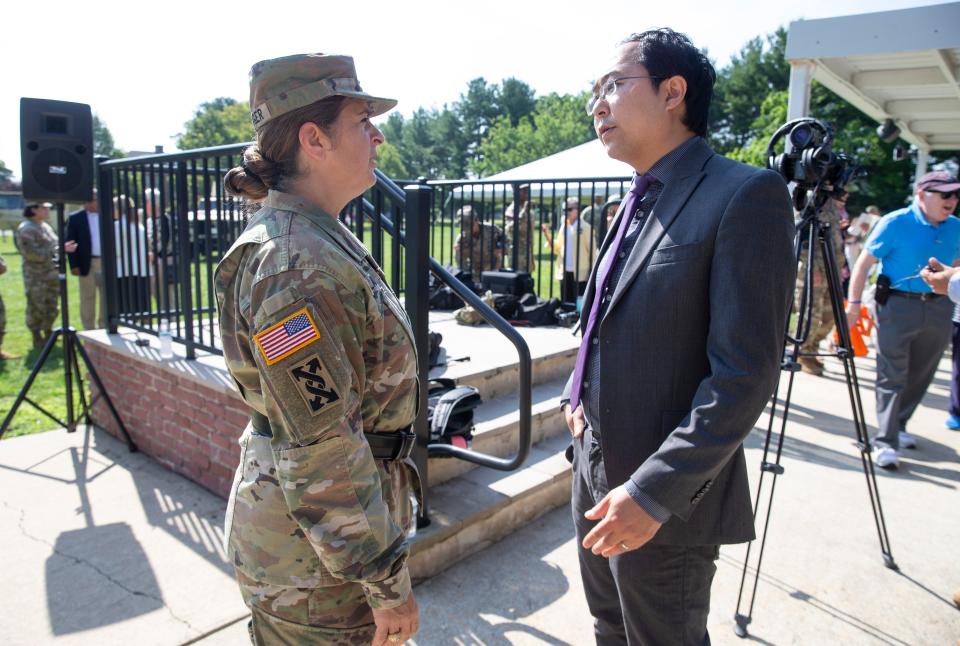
[425,377,569,487]
[408,432,573,583]
[427,310,578,402]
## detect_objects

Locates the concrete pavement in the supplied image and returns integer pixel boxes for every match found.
[0,351,957,644]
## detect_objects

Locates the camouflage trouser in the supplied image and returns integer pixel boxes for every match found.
[798,275,835,354]
[0,292,5,349]
[239,571,376,645]
[24,277,58,333]
[229,429,416,646]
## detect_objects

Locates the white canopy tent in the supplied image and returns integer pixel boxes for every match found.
[785,2,960,182]
[485,139,633,181]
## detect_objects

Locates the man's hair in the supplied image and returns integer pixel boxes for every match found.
[620,28,716,137]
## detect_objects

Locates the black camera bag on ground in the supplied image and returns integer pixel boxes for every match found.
[427,378,481,449]
[481,271,535,297]
[520,297,561,326]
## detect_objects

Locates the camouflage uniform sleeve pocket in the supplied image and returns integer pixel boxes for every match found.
[252,298,360,446]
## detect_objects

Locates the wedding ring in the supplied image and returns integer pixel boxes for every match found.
[620,542,630,550]
[388,633,402,643]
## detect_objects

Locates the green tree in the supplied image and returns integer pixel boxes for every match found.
[471,91,596,177]
[92,114,124,159]
[456,78,502,164]
[177,97,254,150]
[709,28,789,154]
[499,77,537,127]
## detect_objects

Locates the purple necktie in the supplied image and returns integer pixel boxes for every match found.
[569,173,653,412]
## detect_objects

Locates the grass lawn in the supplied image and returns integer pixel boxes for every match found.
[0,233,86,439]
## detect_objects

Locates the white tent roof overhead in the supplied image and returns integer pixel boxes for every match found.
[785,2,960,151]
[485,139,633,181]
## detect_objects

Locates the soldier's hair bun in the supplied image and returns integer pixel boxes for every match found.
[224,147,280,201]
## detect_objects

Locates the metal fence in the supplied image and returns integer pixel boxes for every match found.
[98,144,406,358]
[401,177,631,301]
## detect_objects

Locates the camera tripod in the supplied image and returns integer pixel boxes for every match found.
[732,189,896,639]
[0,202,135,452]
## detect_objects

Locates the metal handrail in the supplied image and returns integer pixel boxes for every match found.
[371,170,532,471]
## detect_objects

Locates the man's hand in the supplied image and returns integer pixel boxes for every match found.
[371,592,419,646]
[921,257,956,295]
[64,240,78,254]
[845,301,861,329]
[583,485,662,558]
[563,403,585,439]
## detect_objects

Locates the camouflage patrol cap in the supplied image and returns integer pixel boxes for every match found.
[249,53,397,132]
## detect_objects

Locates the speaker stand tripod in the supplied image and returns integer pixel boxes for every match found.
[0,203,135,451]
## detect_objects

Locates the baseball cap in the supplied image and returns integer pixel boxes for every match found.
[249,53,397,132]
[916,171,960,193]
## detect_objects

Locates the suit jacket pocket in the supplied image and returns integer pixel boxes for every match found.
[648,242,706,267]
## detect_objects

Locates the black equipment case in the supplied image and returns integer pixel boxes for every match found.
[480,271,534,297]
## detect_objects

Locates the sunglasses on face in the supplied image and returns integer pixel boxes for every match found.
[927,190,959,200]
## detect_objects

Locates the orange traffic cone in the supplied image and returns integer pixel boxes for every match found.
[834,303,874,357]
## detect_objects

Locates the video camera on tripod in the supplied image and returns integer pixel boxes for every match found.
[732,117,897,639]
[766,117,860,212]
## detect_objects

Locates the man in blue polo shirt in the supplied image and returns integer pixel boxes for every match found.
[846,171,960,468]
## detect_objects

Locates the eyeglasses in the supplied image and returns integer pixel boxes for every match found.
[586,75,663,115]
[926,190,959,200]
[564,207,578,212]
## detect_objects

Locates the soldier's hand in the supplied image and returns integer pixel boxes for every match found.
[371,591,419,646]
[564,403,585,439]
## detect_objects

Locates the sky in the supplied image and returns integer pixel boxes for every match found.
[2,0,950,180]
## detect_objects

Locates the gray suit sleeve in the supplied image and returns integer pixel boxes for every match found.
[628,170,796,521]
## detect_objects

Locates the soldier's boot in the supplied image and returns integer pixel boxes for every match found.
[798,356,824,376]
[31,329,44,349]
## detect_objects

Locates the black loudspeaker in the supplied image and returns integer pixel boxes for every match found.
[20,98,94,202]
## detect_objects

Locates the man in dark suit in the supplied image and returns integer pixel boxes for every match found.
[561,29,795,644]
[65,189,105,329]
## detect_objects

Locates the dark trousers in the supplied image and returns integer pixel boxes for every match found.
[572,432,717,646]
[561,271,586,304]
[874,295,952,448]
[951,321,960,418]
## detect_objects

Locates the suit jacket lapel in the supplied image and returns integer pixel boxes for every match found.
[605,141,712,317]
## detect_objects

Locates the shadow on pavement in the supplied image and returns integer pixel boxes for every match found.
[413,508,576,645]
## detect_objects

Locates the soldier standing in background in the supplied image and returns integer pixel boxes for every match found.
[796,192,849,376]
[453,206,503,282]
[15,204,63,348]
[504,183,535,273]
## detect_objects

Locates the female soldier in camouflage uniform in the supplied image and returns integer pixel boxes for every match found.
[15,204,59,348]
[215,54,420,645]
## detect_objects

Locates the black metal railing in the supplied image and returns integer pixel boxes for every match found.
[400,177,630,302]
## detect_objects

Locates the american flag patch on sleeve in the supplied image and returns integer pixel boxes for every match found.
[254,308,320,365]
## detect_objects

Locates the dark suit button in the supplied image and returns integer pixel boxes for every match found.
[592,337,598,345]
[583,380,590,388]
[618,252,626,259]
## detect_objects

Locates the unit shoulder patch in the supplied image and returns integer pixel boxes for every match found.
[288,354,342,416]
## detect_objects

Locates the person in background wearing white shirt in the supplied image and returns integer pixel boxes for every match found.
[542,197,594,303]
[843,204,881,271]
[66,189,106,329]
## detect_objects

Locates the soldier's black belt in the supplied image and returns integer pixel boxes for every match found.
[890,289,942,301]
[250,410,416,461]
